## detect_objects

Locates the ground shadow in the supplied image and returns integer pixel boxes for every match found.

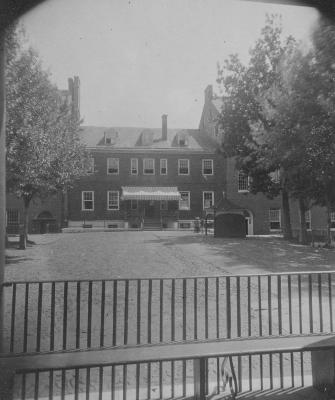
[5,255,34,265]
[144,234,335,273]
[237,386,326,399]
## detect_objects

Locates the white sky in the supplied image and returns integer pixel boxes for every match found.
[20,0,319,129]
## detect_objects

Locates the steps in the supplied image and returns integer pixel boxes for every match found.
[143,219,161,231]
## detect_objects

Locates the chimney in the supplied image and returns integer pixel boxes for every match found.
[204,85,213,103]
[73,76,80,119]
[162,114,167,141]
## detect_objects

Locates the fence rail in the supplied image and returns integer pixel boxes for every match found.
[3,271,335,354]
[8,351,315,400]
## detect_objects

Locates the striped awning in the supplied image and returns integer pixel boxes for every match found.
[121,187,181,201]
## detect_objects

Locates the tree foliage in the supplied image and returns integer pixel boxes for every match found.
[217,15,296,239]
[5,25,89,237]
[217,14,335,245]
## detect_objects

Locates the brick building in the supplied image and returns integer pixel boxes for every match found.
[8,78,333,236]
[66,85,282,234]
[67,116,226,230]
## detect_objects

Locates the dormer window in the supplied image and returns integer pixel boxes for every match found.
[141,130,154,146]
[104,130,118,145]
[177,132,188,147]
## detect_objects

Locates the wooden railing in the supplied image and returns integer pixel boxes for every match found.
[1,334,335,399]
[3,271,335,354]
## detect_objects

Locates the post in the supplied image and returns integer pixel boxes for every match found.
[194,357,206,400]
[0,21,6,354]
[0,369,15,400]
[311,349,335,389]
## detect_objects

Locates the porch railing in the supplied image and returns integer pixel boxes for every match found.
[3,271,335,354]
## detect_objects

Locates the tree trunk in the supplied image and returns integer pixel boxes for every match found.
[325,197,332,248]
[298,197,308,245]
[23,196,31,242]
[281,189,292,240]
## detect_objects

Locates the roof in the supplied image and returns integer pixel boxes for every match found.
[121,186,181,201]
[79,126,218,152]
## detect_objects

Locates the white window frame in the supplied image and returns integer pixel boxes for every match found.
[82,191,94,211]
[160,159,168,175]
[87,157,95,174]
[269,208,281,231]
[131,158,138,175]
[179,191,190,210]
[107,191,120,210]
[238,171,249,193]
[143,158,155,175]
[107,158,119,175]
[203,191,214,210]
[130,199,138,210]
[331,212,335,230]
[202,159,213,175]
[270,169,280,183]
[6,209,19,225]
[178,159,190,175]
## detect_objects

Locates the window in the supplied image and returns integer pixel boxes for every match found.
[131,200,138,210]
[107,191,119,210]
[107,158,119,175]
[203,191,214,209]
[178,159,189,175]
[131,158,138,175]
[160,200,168,210]
[331,212,335,230]
[269,209,281,230]
[87,157,95,174]
[270,169,280,183]
[238,171,249,192]
[143,159,155,174]
[160,159,167,175]
[82,191,94,211]
[6,209,19,225]
[202,159,213,175]
[305,210,311,230]
[179,192,190,210]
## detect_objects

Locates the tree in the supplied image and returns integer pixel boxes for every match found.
[217,14,335,245]
[266,18,335,246]
[217,15,296,240]
[5,26,89,240]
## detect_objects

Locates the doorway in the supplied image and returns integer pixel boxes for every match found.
[144,201,156,218]
[244,210,254,235]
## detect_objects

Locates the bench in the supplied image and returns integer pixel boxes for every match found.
[1,333,335,399]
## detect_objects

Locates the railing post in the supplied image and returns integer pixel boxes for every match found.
[312,348,335,389]
[0,368,15,400]
[194,357,206,400]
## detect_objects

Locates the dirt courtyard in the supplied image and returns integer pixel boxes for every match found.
[5,231,335,282]
[4,231,335,399]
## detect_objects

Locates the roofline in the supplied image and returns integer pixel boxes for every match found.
[86,147,217,154]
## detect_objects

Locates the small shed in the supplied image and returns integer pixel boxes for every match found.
[215,212,246,238]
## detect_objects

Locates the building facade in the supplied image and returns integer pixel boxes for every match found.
[67,117,226,230]
[8,79,333,236]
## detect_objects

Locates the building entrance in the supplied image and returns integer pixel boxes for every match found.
[144,201,156,218]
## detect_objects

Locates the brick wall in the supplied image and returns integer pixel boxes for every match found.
[68,150,226,222]
[225,158,282,235]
